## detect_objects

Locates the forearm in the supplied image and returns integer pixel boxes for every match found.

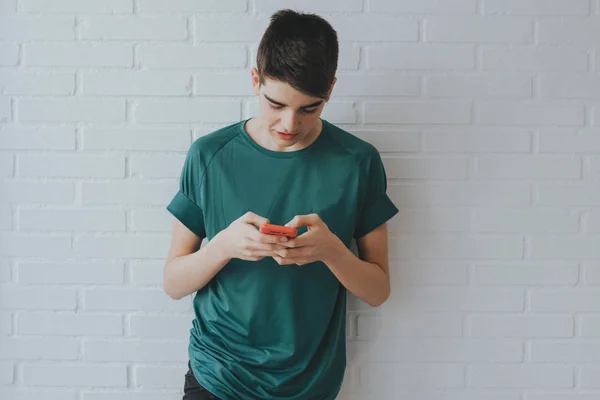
[163,233,230,300]
[324,242,390,307]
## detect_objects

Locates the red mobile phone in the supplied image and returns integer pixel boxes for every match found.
[259,223,298,238]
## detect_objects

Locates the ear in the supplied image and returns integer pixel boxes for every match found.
[251,67,261,96]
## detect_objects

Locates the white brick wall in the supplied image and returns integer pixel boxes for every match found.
[1,0,599,399]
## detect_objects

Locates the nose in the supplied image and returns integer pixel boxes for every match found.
[283,110,299,133]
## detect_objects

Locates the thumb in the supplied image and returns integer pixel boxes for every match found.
[285,214,315,228]
[240,211,269,227]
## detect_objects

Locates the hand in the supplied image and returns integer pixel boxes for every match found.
[216,212,289,262]
[273,213,345,266]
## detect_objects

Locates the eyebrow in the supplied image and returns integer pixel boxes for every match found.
[264,94,323,109]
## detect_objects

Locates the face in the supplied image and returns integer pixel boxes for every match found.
[251,67,336,151]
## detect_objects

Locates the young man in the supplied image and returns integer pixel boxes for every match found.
[164,9,399,400]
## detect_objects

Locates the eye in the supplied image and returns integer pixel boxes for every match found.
[301,107,318,114]
[268,103,283,110]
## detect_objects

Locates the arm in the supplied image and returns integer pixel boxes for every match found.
[324,223,390,307]
[274,214,391,307]
[163,219,229,300]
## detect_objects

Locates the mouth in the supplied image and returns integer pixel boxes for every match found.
[277,131,297,140]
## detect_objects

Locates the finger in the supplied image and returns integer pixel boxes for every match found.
[247,242,288,251]
[278,235,307,248]
[272,256,297,266]
[251,230,287,244]
[285,213,320,228]
[240,211,269,227]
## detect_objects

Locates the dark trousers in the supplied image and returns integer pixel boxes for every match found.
[183,360,222,400]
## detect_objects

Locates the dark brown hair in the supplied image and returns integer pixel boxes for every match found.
[256,9,339,99]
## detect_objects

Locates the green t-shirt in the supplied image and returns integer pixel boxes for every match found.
[166,119,398,400]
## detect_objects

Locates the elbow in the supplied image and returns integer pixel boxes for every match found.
[367,285,390,308]
[162,269,184,301]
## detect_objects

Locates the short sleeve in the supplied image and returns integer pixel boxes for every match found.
[166,144,206,238]
[353,150,399,239]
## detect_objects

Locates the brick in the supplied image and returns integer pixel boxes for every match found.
[0,311,11,334]
[0,361,13,384]
[0,205,11,230]
[138,0,246,12]
[388,183,530,206]
[0,337,78,360]
[475,156,582,179]
[194,71,252,96]
[82,181,174,205]
[130,155,185,178]
[478,103,585,126]
[469,315,574,338]
[0,261,9,282]
[18,312,123,336]
[531,340,600,362]
[23,364,127,387]
[369,44,475,70]
[22,0,133,13]
[83,128,190,151]
[475,210,579,233]
[365,101,471,124]
[83,340,186,362]
[383,157,468,179]
[589,210,600,233]
[531,236,600,259]
[483,0,590,15]
[135,365,185,387]
[581,315,600,336]
[255,0,362,13]
[538,184,600,206]
[0,154,12,176]
[531,289,600,312]
[24,44,133,67]
[18,154,125,178]
[541,76,600,98]
[482,48,588,72]
[335,74,420,96]
[0,97,10,121]
[0,235,72,257]
[0,0,17,13]
[76,235,169,258]
[135,100,240,123]
[527,395,599,400]
[356,313,463,339]
[581,365,600,387]
[423,128,531,152]
[470,365,573,387]
[320,102,357,124]
[0,285,77,311]
[328,16,418,42]
[130,261,164,285]
[474,264,579,285]
[0,126,75,150]
[130,314,193,338]
[338,45,360,70]
[413,234,524,259]
[389,287,524,311]
[1,16,74,40]
[194,16,269,42]
[18,99,126,122]
[18,262,124,285]
[539,20,600,45]
[0,72,75,95]
[83,289,190,312]
[3,390,79,400]
[426,75,532,98]
[84,393,180,400]
[0,43,18,66]
[0,181,74,203]
[388,209,471,233]
[81,16,186,40]
[139,45,245,68]
[19,208,126,232]
[349,130,420,153]
[131,209,172,233]
[82,71,190,96]
[370,0,477,14]
[361,364,464,389]
[390,262,469,285]
[426,17,532,43]
[348,338,522,362]
[584,264,600,285]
